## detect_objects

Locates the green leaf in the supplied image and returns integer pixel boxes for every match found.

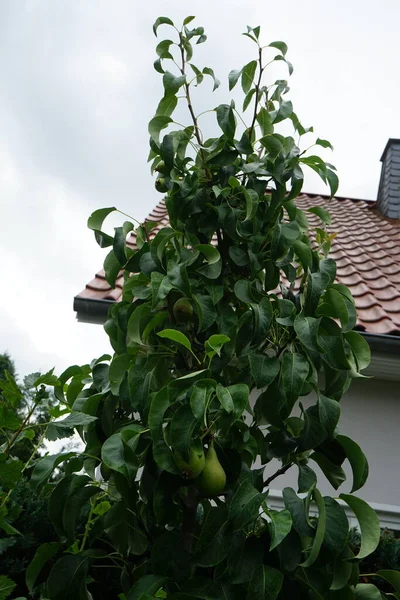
[215,104,236,140]
[257,107,273,136]
[249,354,280,389]
[244,188,259,221]
[243,88,256,112]
[241,60,257,94]
[216,383,234,413]
[266,508,292,550]
[33,368,60,387]
[149,386,169,440]
[269,40,288,55]
[307,206,331,225]
[296,462,316,495]
[229,480,263,530]
[310,452,346,489]
[344,331,371,372]
[228,69,241,90]
[318,393,340,437]
[87,207,117,248]
[190,380,215,423]
[148,115,172,144]
[0,539,15,555]
[294,315,321,354]
[326,167,339,197]
[101,433,137,479]
[31,452,76,488]
[157,328,192,351]
[227,383,249,417]
[203,67,220,91]
[293,240,312,271]
[318,287,350,330]
[109,353,133,394]
[300,488,326,567]
[195,244,220,264]
[282,487,314,537]
[375,570,400,597]
[354,584,382,599]
[127,303,152,345]
[260,134,284,158]
[280,352,309,409]
[246,565,283,600]
[194,294,217,332]
[339,494,380,559]
[194,505,230,567]
[316,137,333,150]
[155,95,177,118]
[47,554,90,600]
[0,576,16,600]
[169,404,199,453]
[0,455,23,488]
[273,99,293,124]
[323,497,349,559]
[54,412,97,428]
[190,63,204,85]
[26,542,61,593]
[0,406,21,430]
[183,15,195,25]
[103,248,121,287]
[156,39,173,59]
[205,334,230,358]
[234,279,258,303]
[163,71,186,97]
[128,575,167,600]
[153,16,174,36]
[305,271,330,316]
[337,435,369,493]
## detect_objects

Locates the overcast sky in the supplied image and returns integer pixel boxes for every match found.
[1,0,399,380]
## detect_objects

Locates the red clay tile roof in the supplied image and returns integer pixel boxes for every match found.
[75,193,400,335]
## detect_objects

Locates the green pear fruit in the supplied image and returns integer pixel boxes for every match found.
[173,297,194,323]
[195,442,226,497]
[173,444,205,479]
[155,160,168,175]
[155,178,168,193]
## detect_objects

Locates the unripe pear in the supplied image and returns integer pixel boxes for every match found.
[195,442,226,497]
[155,178,168,193]
[155,160,168,175]
[173,444,205,479]
[172,297,194,323]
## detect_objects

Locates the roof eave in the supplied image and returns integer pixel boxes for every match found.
[73,296,114,324]
[74,297,400,353]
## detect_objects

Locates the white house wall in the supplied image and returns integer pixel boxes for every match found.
[254,376,400,528]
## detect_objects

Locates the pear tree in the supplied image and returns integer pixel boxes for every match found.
[2,15,400,600]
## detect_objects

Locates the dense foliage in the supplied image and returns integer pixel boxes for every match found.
[1,16,400,600]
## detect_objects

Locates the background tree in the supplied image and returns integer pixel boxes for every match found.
[0,352,16,381]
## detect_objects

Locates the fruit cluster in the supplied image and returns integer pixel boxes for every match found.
[173,440,226,497]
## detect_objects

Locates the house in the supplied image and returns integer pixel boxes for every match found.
[74,139,400,528]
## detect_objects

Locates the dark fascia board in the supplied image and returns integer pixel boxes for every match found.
[74,297,400,354]
[361,331,400,354]
[73,296,113,323]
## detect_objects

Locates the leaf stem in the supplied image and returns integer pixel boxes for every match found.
[80,497,96,552]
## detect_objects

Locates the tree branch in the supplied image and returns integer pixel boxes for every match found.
[248,46,263,141]
[264,462,292,487]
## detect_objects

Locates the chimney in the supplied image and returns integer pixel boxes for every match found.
[377,139,400,219]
